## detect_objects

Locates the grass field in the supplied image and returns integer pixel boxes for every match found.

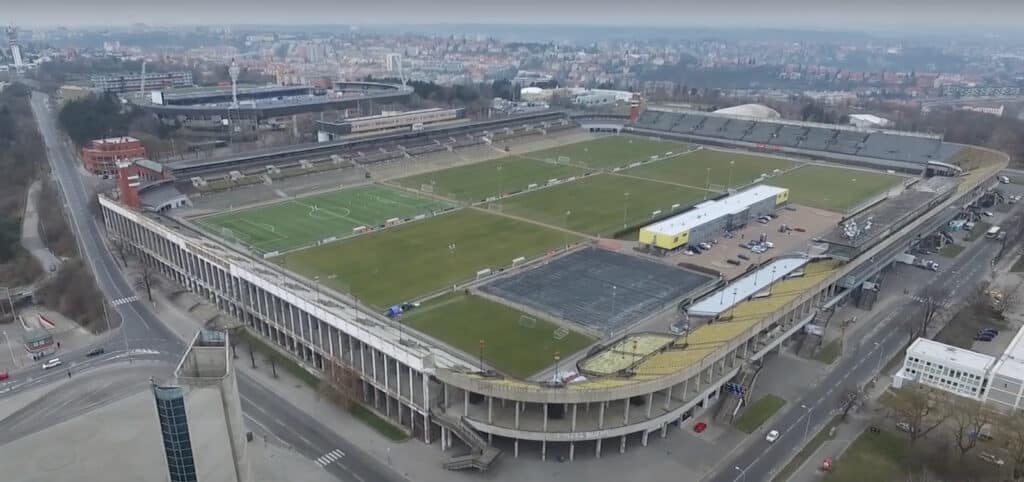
[279,209,578,308]
[403,293,595,378]
[522,136,690,169]
[195,184,452,253]
[735,394,787,433]
[491,173,710,236]
[392,157,585,202]
[760,164,903,212]
[824,429,909,481]
[626,148,797,190]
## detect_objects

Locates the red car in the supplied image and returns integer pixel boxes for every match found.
[693,422,708,433]
[0,371,8,381]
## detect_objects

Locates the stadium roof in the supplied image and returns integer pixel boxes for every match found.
[688,256,810,317]
[643,185,787,237]
[713,104,781,120]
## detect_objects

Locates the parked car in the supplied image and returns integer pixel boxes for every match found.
[896,421,914,433]
[765,429,780,443]
[670,321,690,335]
[975,334,995,342]
[979,452,1005,466]
[698,242,712,250]
[86,347,105,357]
[42,358,62,370]
[979,328,1000,336]
[0,371,8,381]
[693,422,708,433]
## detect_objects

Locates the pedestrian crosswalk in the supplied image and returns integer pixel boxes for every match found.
[909,295,952,309]
[111,295,139,306]
[314,449,345,468]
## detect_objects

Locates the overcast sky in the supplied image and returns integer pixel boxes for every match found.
[7,0,1024,30]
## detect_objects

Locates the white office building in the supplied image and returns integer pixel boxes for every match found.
[894,338,994,400]
[984,328,1024,412]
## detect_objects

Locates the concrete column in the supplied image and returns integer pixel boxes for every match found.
[515,402,521,429]
[642,430,649,447]
[619,435,626,454]
[384,356,391,416]
[571,404,578,431]
[596,439,602,459]
[394,362,401,424]
[443,383,449,408]
[646,393,654,418]
[569,442,575,461]
[409,366,415,407]
[623,399,630,424]
[664,386,673,410]
[441,428,448,452]
[371,349,380,408]
[661,423,668,438]
[514,439,519,458]
[423,379,431,444]
[464,390,470,417]
[541,441,547,461]
[543,403,548,432]
[598,401,606,429]
[488,396,493,423]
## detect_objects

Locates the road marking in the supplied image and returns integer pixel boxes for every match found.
[315,449,346,467]
[112,295,140,306]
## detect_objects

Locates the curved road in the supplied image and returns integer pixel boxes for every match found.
[16,92,404,482]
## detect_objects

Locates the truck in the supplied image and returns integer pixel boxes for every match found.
[998,175,1011,184]
[895,253,939,271]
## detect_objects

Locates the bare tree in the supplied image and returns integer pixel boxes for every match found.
[918,287,944,338]
[138,260,156,302]
[318,359,364,411]
[890,385,950,445]
[999,410,1024,480]
[947,397,993,458]
[111,237,130,268]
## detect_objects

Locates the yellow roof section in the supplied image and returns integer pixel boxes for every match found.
[579,333,676,376]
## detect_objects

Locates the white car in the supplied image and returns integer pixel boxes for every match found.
[766,429,780,443]
[42,358,62,370]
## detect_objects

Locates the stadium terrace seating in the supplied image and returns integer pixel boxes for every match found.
[798,127,838,151]
[768,125,807,147]
[858,133,944,163]
[827,130,869,155]
[742,122,781,144]
[720,119,755,140]
[671,114,707,133]
[695,116,730,136]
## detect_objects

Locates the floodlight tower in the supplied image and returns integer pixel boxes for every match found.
[139,60,147,95]
[7,24,23,71]
[228,59,240,108]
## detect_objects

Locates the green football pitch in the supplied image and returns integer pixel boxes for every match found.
[625,148,798,190]
[392,157,585,202]
[278,209,579,308]
[194,184,453,253]
[521,136,690,169]
[491,173,710,237]
[761,164,904,212]
[403,293,595,379]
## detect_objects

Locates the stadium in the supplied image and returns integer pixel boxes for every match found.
[99,105,1007,470]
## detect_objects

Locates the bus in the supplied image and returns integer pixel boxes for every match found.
[986,226,1001,239]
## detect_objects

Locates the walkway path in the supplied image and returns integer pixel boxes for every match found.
[20,180,61,274]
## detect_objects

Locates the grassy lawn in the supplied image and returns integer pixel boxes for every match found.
[352,405,409,442]
[392,156,585,202]
[626,148,796,189]
[403,293,595,378]
[195,184,452,253]
[815,339,843,364]
[522,136,689,170]
[966,221,991,241]
[939,243,965,258]
[761,164,903,212]
[1012,255,1024,273]
[492,173,710,237]
[279,209,577,308]
[934,301,1008,350]
[824,429,909,481]
[237,329,320,387]
[735,393,787,433]
[773,416,845,482]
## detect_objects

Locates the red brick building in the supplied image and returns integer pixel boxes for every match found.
[80,136,147,176]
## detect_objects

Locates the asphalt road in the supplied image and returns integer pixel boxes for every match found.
[14,92,403,482]
[707,236,1001,482]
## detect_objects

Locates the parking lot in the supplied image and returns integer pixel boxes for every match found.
[666,203,842,278]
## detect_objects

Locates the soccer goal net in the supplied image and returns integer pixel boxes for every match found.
[420,184,434,193]
[557,155,571,164]
[518,315,536,329]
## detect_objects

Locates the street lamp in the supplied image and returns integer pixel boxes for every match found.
[553,351,561,382]
[847,178,857,214]
[478,339,486,371]
[728,160,735,189]
[874,341,884,375]
[313,276,321,303]
[734,465,747,482]
[622,192,630,228]
[564,210,572,250]
[801,403,814,440]
[704,168,711,200]
[2,330,17,368]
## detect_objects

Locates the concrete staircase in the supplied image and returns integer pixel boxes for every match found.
[716,361,764,424]
[798,305,835,358]
[432,409,502,471]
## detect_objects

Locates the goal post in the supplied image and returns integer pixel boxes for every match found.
[420,183,434,193]
[518,315,536,329]
[557,155,571,164]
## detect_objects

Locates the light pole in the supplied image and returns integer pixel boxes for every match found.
[874,341,884,375]
[478,339,486,371]
[728,160,735,189]
[847,178,857,214]
[705,167,712,197]
[734,465,747,482]
[564,210,572,250]
[3,331,17,368]
[801,403,814,440]
[314,276,321,303]
[497,165,503,201]
[553,351,561,382]
[622,192,630,228]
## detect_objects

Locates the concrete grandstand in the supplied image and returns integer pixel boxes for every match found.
[95,107,1009,472]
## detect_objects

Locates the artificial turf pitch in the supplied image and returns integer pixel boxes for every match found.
[393,157,585,203]
[403,293,595,379]
[195,184,452,253]
[522,136,690,169]
[625,148,798,190]
[278,209,579,308]
[490,173,711,237]
[760,164,904,212]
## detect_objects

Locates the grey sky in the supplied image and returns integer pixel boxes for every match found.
[7,0,1024,30]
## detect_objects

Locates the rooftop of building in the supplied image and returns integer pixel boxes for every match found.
[908,338,996,372]
[992,324,1024,381]
[88,136,141,145]
[687,255,812,317]
[642,185,787,237]
[713,103,782,120]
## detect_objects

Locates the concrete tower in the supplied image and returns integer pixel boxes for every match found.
[6,24,23,71]
[228,59,240,108]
